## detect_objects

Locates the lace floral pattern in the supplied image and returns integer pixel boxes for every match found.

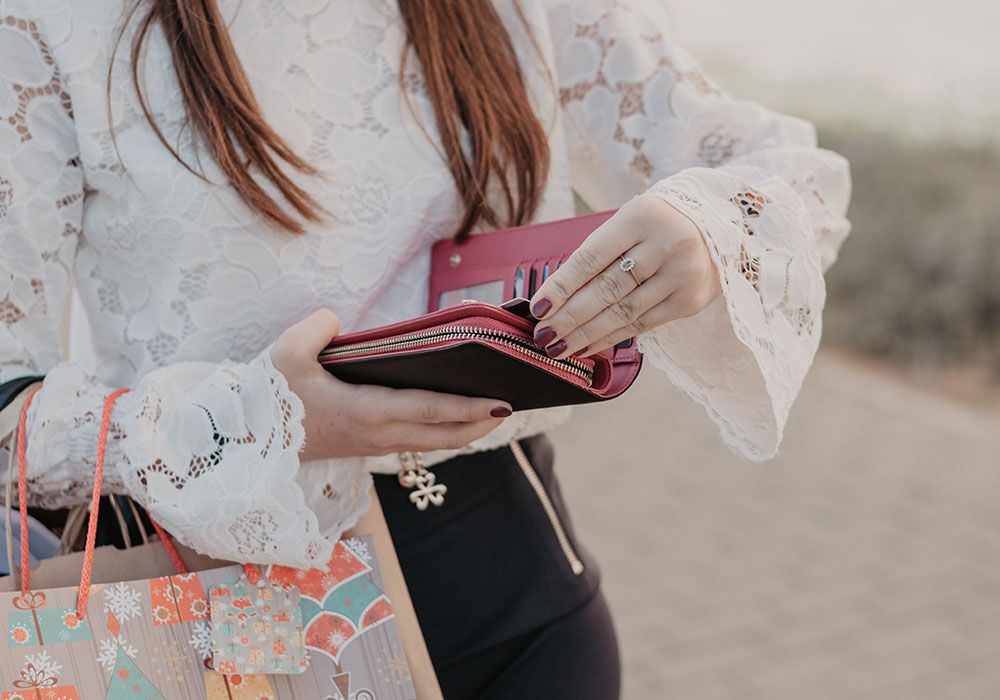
[549,1,851,459]
[1,0,849,563]
[22,350,341,566]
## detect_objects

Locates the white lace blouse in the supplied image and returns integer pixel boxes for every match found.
[0,0,851,567]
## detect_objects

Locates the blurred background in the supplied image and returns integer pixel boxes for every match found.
[552,1,1000,698]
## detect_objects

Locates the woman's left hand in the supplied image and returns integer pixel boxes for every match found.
[528,195,723,358]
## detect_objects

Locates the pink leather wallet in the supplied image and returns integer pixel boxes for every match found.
[320,211,643,410]
[428,209,617,312]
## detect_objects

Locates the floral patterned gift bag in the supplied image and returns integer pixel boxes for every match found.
[2,388,424,699]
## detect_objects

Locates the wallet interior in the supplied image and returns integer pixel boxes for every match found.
[322,341,611,411]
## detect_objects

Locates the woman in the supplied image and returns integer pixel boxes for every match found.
[0,0,850,697]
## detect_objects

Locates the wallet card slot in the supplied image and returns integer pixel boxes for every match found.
[528,259,550,297]
[513,266,526,299]
[545,256,562,282]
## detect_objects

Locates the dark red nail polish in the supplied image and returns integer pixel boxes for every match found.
[545,339,568,358]
[531,298,552,319]
[534,325,557,346]
[573,345,590,357]
[490,406,512,418]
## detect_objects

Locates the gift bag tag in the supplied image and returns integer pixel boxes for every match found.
[209,565,307,675]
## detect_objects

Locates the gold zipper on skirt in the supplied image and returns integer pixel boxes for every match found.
[319,325,593,385]
[509,439,585,576]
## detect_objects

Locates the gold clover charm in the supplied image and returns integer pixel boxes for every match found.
[397,452,447,511]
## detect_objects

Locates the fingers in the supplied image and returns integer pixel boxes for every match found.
[543,269,677,358]
[276,308,341,359]
[350,387,512,454]
[580,295,696,356]
[358,385,512,424]
[531,241,660,353]
[528,215,640,320]
[383,418,507,453]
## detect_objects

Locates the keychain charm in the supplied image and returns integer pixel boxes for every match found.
[397,451,447,510]
[209,565,307,675]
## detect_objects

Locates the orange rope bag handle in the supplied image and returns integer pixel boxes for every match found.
[16,386,193,619]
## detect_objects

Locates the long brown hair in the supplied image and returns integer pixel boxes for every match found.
[117,0,550,240]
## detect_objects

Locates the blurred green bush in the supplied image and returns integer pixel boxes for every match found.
[820,127,1000,374]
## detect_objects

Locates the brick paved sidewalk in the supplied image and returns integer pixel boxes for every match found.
[551,351,1000,700]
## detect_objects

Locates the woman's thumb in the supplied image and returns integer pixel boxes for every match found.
[277,308,341,358]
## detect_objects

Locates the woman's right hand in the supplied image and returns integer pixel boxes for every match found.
[271,309,512,461]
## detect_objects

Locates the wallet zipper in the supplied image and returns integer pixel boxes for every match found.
[320,325,593,385]
[509,439,585,575]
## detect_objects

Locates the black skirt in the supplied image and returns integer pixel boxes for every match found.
[374,435,621,700]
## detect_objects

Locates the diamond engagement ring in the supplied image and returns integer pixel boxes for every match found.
[619,255,640,286]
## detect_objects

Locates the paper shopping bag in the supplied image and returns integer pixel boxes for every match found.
[1,501,442,698]
[1,537,419,699]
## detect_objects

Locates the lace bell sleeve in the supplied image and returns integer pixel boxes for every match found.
[548,0,851,460]
[0,13,343,567]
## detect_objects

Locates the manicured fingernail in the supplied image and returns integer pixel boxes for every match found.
[545,340,567,358]
[534,325,557,346]
[573,345,590,357]
[531,298,551,319]
[490,406,512,418]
